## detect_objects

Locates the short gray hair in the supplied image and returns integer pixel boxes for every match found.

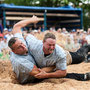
[8,37,17,50]
[43,33,56,42]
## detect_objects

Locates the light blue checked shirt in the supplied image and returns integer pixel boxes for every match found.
[25,34,67,70]
[10,33,36,84]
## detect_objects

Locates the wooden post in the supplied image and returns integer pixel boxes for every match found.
[3,9,6,28]
[44,10,47,30]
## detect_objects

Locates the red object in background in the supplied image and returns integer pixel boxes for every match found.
[81,39,88,46]
[0,33,3,38]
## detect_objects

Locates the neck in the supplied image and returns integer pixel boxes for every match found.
[24,51,28,55]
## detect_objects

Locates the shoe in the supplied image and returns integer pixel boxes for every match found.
[88,57,90,61]
[84,44,90,53]
[85,72,90,80]
[82,44,90,55]
[87,55,90,62]
[85,54,90,63]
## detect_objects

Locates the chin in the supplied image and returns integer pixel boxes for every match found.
[49,51,53,54]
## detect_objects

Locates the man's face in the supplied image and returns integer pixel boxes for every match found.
[43,38,56,54]
[12,39,28,55]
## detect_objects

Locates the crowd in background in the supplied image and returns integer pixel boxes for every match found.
[26,27,90,51]
[0,26,90,60]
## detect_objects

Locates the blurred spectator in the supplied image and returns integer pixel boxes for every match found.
[3,28,8,36]
[2,36,8,50]
[73,38,80,51]
[50,26,56,31]
[28,27,32,33]
[62,28,66,33]
[86,34,90,44]
[3,28,13,42]
[0,33,10,60]
[57,28,62,33]
[69,29,76,40]
[87,28,90,34]
[38,29,41,34]
[1,36,10,59]
[0,24,3,33]
[0,33,3,53]
[80,34,88,46]
[38,26,42,34]
[41,25,45,32]
[0,33,3,38]
[65,37,74,51]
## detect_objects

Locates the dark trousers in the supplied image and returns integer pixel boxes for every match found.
[66,46,87,81]
[65,73,85,81]
[70,52,85,64]
[69,45,89,64]
[21,72,85,84]
[32,73,85,83]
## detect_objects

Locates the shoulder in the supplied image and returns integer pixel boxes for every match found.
[55,44,66,58]
[26,34,42,47]
[26,34,37,40]
[55,44,65,53]
[14,33,23,38]
[10,52,35,70]
[10,52,23,64]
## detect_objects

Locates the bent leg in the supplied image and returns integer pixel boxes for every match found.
[70,52,85,64]
[70,45,90,64]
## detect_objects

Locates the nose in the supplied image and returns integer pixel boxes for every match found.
[21,43,26,48]
[50,45,54,49]
[21,43,24,47]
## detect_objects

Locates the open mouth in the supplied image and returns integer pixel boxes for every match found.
[49,49,54,52]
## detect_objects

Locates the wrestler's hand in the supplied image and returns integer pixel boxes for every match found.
[32,15,44,24]
[34,69,48,79]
